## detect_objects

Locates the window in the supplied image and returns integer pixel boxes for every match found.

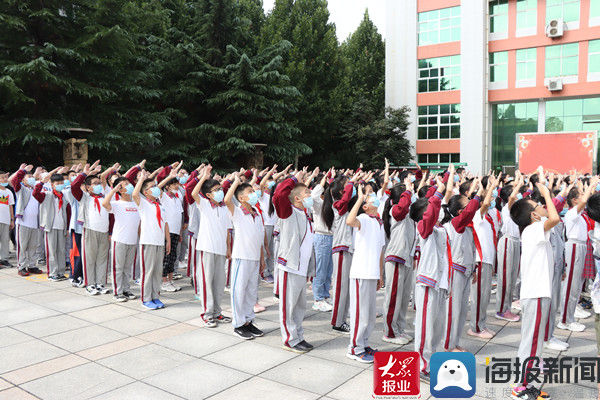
[418,7,461,46]
[546,98,600,131]
[546,0,580,23]
[545,43,578,77]
[417,104,461,140]
[516,48,536,86]
[492,102,538,169]
[516,0,537,32]
[418,56,461,92]
[490,51,508,85]
[417,153,460,164]
[490,0,508,34]
[592,0,600,25]
[589,40,600,79]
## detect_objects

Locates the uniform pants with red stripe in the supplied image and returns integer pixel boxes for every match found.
[560,241,586,325]
[231,259,259,328]
[470,262,493,332]
[496,236,520,314]
[0,222,10,261]
[83,228,109,287]
[272,236,280,296]
[197,250,226,319]
[278,269,307,347]
[16,224,37,271]
[45,229,66,277]
[177,226,188,263]
[331,251,352,328]
[414,284,445,373]
[444,269,471,350]
[140,244,164,303]
[545,257,565,341]
[518,297,550,386]
[186,235,196,278]
[263,225,275,277]
[383,261,413,338]
[348,278,377,355]
[110,241,136,296]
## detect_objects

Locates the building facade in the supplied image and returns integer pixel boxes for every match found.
[386,0,600,173]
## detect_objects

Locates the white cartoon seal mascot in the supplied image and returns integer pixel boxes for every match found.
[434,359,472,391]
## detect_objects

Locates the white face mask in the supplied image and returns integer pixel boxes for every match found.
[437,207,445,223]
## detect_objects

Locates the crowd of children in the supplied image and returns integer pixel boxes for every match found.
[1,160,599,400]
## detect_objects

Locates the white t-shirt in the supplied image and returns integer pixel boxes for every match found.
[18,192,39,229]
[138,197,166,246]
[350,213,385,280]
[473,210,496,264]
[51,196,64,230]
[231,205,264,261]
[110,200,140,245]
[564,207,587,241]
[0,189,15,225]
[195,197,230,256]
[520,220,554,299]
[160,192,183,234]
[259,192,277,226]
[86,193,109,233]
[500,204,520,238]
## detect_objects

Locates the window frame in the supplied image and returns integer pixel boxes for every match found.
[589,40,600,81]
[544,42,579,84]
[489,0,509,39]
[418,6,461,46]
[516,0,538,36]
[546,0,581,28]
[516,48,537,87]
[418,55,461,93]
[489,51,509,89]
[417,104,461,140]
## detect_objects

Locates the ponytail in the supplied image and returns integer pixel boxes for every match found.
[441,204,453,225]
[383,184,406,238]
[322,177,346,231]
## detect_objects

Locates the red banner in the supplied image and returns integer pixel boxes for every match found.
[517,131,597,174]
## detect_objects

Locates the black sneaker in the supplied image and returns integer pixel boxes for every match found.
[1,260,13,267]
[18,269,30,277]
[123,291,137,300]
[27,267,43,274]
[282,342,310,353]
[215,314,232,323]
[234,325,254,340]
[48,275,61,282]
[246,322,264,337]
[511,386,544,400]
[298,340,314,349]
[332,322,351,334]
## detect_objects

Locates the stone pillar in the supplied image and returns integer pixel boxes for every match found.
[63,138,88,167]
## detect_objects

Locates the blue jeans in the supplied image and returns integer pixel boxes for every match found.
[312,233,333,301]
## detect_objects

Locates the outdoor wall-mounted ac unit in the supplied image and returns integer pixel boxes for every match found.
[546,19,564,38]
[547,78,563,91]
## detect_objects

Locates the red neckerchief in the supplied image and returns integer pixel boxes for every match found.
[583,212,596,232]
[255,202,263,216]
[115,193,121,201]
[467,221,484,264]
[496,209,501,224]
[151,199,162,228]
[53,190,64,210]
[91,194,103,214]
[446,233,453,288]
[166,191,179,199]
[484,213,498,247]
[241,203,257,220]
[368,212,382,226]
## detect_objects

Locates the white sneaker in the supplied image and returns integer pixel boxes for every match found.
[399,332,414,343]
[556,321,585,332]
[544,337,569,351]
[134,279,141,286]
[575,305,591,319]
[169,281,181,291]
[161,282,177,292]
[86,285,99,296]
[312,300,333,312]
[512,300,521,311]
[224,286,231,293]
[382,335,410,345]
[324,298,333,305]
[96,284,110,294]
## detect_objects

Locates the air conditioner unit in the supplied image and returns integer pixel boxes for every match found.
[547,77,563,91]
[546,19,564,38]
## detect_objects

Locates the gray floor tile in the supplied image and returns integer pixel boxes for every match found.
[12,314,91,338]
[157,328,240,358]
[44,325,127,352]
[0,339,68,374]
[100,313,176,336]
[89,381,183,400]
[0,327,34,348]
[210,376,319,400]
[204,341,298,375]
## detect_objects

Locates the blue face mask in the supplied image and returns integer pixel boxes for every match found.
[212,189,224,203]
[92,184,103,195]
[559,208,568,217]
[0,182,8,187]
[369,194,380,208]
[411,193,418,203]
[596,183,600,192]
[492,188,498,198]
[125,184,134,195]
[453,175,459,183]
[267,181,276,190]
[490,200,496,209]
[302,196,314,209]
[26,177,36,186]
[516,193,523,200]
[63,180,71,189]
[54,184,64,192]
[149,186,161,198]
[247,191,259,206]
[178,176,188,184]
[352,186,357,198]
[409,175,416,183]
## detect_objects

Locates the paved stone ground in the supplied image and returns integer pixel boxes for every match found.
[0,249,597,400]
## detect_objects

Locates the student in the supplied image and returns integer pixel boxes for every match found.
[0,171,15,268]
[323,171,363,334]
[71,162,116,295]
[132,170,170,310]
[258,165,278,283]
[443,177,483,352]
[310,169,334,312]
[509,178,559,400]
[33,169,69,281]
[272,170,315,353]
[381,178,416,345]
[183,167,201,281]
[158,167,184,292]
[102,178,140,302]
[191,165,232,327]
[412,176,449,381]
[559,179,597,332]
[495,174,524,322]
[468,175,499,339]
[10,164,43,275]
[345,185,385,363]
[225,173,266,340]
